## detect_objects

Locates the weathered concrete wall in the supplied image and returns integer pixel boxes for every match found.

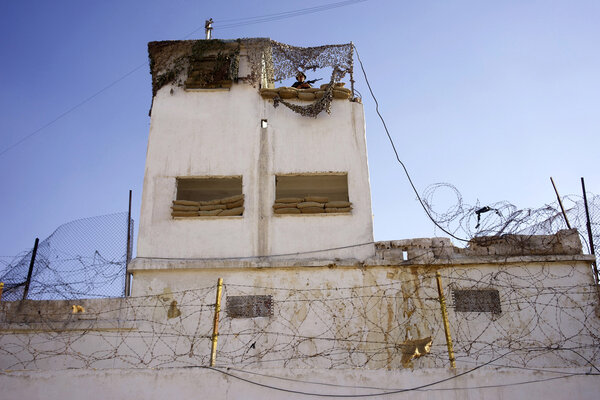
[0,367,598,400]
[136,50,374,261]
[3,260,598,372]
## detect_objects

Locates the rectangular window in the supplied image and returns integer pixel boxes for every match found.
[273,174,352,215]
[452,289,501,314]
[172,177,244,217]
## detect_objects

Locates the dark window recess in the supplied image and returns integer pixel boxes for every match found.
[227,295,273,318]
[172,177,244,218]
[453,289,501,314]
[274,174,352,215]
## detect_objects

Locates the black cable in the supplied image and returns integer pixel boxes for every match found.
[201,350,529,398]
[216,366,598,394]
[215,1,368,29]
[0,63,146,157]
[136,241,375,262]
[353,45,469,243]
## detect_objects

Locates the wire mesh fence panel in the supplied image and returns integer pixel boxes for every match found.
[0,212,132,301]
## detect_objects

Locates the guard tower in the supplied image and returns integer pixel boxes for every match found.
[134,39,374,274]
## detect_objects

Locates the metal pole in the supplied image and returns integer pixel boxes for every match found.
[436,271,456,369]
[210,278,224,367]
[0,282,4,302]
[125,190,132,296]
[205,18,213,40]
[350,42,356,99]
[550,177,572,229]
[22,238,39,301]
[581,177,599,285]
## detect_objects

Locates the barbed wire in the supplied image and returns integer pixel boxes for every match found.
[1,264,598,374]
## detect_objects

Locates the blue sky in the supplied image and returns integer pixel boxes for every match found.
[1,0,599,257]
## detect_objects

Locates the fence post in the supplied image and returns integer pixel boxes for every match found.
[436,270,456,369]
[210,278,224,367]
[22,238,39,301]
[125,190,132,296]
[581,178,599,285]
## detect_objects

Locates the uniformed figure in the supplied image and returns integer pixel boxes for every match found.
[292,72,312,89]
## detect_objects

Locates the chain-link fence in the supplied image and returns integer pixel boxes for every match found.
[0,212,133,301]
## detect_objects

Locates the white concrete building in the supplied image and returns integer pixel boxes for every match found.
[1,39,599,399]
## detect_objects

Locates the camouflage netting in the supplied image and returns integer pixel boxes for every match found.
[148,39,354,118]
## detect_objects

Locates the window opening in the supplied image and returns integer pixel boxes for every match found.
[172,177,244,217]
[273,174,352,215]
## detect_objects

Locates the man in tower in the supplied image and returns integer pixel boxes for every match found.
[292,71,321,89]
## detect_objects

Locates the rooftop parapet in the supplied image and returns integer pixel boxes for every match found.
[148,38,357,117]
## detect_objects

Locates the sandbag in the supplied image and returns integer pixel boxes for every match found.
[325,207,352,213]
[172,211,199,217]
[297,201,324,209]
[260,88,278,99]
[199,199,222,206]
[301,207,325,214]
[335,82,346,88]
[298,91,315,101]
[273,202,298,209]
[220,194,244,204]
[199,204,226,211]
[274,208,301,214]
[226,199,244,209]
[333,88,351,99]
[275,197,303,203]
[171,204,200,211]
[314,91,325,99]
[173,200,200,206]
[220,206,244,216]
[304,196,329,203]
[278,87,298,99]
[326,201,352,208]
[198,209,222,216]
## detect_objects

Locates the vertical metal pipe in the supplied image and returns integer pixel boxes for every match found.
[0,282,4,302]
[350,42,356,99]
[210,278,224,366]
[550,177,572,229]
[125,190,132,296]
[22,238,39,301]
[581,177,599,285]
[436,271,456,368]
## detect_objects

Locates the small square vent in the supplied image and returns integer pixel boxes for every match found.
[452,289,501,314]
[227,295,273,318]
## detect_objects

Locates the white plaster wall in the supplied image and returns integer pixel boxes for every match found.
[137,71,374,260]
[1,367,597,400]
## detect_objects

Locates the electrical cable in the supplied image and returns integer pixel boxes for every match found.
[201,349,552,398]
[136,241,375,262]
[214,0,368,29]
[214,366,598,394]
[353,44,470,243]
[0,63,147,157]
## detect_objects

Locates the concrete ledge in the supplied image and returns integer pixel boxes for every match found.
[0,320,137,333]
[128,253,596,271]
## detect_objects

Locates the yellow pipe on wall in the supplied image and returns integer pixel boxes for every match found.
[436,271,456,369]
[210,278,224,367]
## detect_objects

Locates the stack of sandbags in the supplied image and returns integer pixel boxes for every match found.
[273,196,352,215]
[260,85,351,101]
[172,200,201,217]
[172,194,244,218]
